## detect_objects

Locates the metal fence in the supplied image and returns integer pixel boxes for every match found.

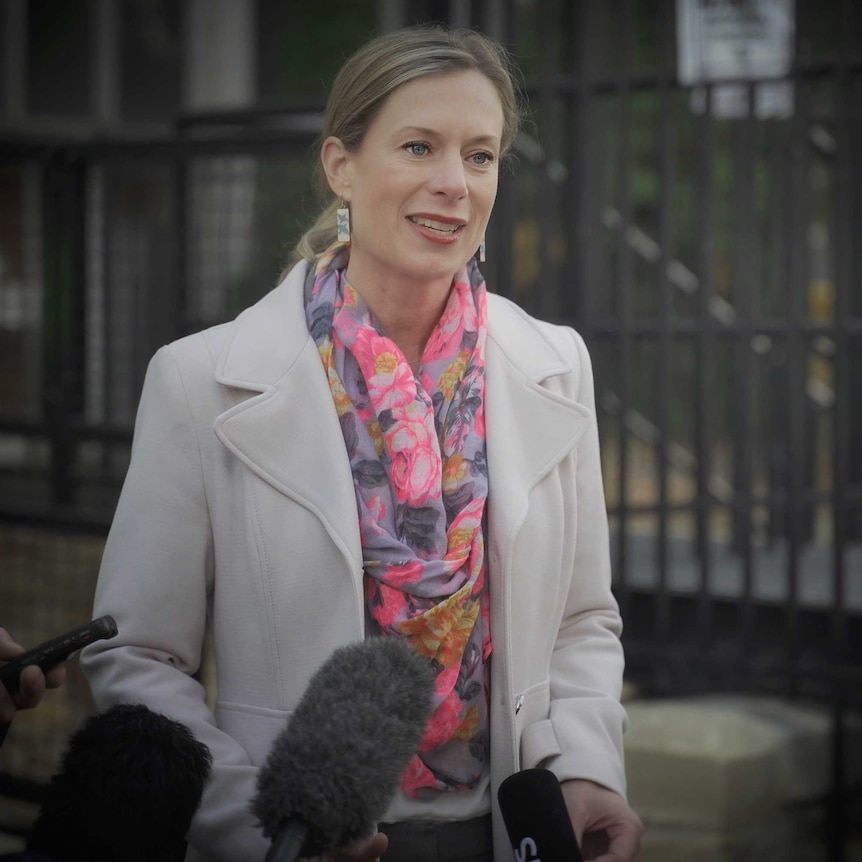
[1,0,860,855]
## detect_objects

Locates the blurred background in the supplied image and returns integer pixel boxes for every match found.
[0,0,859,859]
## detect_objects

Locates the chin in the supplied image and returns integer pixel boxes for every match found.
[410,246,475,279]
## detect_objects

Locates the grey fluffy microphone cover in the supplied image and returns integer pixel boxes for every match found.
[250,636,436,857]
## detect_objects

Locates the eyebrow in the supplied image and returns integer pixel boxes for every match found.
[395,126,501,147]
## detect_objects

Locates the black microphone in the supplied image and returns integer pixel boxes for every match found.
[24,703,212,862]
[498,768,584,862]
[250,637,436,862]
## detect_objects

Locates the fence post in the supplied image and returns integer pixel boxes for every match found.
[41,149,87,512]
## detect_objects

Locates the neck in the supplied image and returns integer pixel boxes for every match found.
[373,303,444,369]
[344,264,454,366]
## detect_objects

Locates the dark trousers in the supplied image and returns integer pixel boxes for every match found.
[379,813,494,862]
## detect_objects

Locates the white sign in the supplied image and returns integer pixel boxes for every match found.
[677,0,795,118]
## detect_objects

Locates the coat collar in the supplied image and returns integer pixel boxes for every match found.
[483,298,591,566]
[212,262,590,573]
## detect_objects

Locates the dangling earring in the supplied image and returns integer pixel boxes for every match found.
[478,236,486,263]
[337,199,351,242]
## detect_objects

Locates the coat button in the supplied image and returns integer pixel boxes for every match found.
[515,694,525,715]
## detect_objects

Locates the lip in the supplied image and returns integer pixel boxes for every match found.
[406,213,467,246]
[407,213,467,227]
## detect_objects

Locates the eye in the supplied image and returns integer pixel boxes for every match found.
[404,141,429,156]
[469,151,496,166]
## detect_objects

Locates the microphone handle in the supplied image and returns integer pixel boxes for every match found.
[265,818,308,862]
[498,768,583,862]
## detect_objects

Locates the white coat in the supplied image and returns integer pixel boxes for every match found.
[82,260,628,862]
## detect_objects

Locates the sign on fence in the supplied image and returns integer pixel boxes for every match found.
[676,0,795,118]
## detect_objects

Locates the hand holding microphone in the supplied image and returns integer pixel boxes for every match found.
[250,637,436,862]
[499,769,642,862]
[0,616,118,740]
[0,628,66,726]
[560,778,643,862]
[498,768,583,862]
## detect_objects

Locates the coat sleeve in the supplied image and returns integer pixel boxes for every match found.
[80,345,270,862]
[543,327,629,798]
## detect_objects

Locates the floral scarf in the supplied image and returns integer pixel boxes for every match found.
[305,242,492,794]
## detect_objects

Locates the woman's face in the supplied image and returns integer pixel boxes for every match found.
[333,70,504,290]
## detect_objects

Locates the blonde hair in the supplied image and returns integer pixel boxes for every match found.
[286,25,524,272]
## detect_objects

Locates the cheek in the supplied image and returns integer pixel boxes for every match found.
[351,187,401,240]
[473,176,499,215]
[472,196,496,230]
[364,180,410,226]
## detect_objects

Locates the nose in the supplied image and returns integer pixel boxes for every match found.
[428,151,468,200]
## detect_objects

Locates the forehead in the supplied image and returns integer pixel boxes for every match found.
[370,70,504,139]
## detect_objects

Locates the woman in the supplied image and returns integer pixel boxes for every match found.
[82,25,642,862]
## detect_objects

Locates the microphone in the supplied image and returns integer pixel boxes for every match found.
[24,703,212,862]
[497,768,583,862]
[250,637,436,862]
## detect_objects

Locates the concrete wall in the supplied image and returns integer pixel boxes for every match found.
[624,695,862,861]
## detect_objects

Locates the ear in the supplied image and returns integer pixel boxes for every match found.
[320,136,352,201]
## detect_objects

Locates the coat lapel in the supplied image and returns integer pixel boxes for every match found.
[209,267,591,591]
[483,297,593,794]
[212,264,363,575]
[484,297,592,564]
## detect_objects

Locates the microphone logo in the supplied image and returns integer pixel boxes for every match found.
[516,836,541,862]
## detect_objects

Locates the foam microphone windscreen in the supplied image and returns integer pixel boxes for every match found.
[250,637,436,862]
[26,703,212,862]
[497,768,583,862]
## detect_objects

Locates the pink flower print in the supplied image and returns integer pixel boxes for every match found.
[465,537,485,583]
[426,289,466,358]
[366,580,406,628]
[447,498,484,542]
[364,494,388,537]
[453,276,479,333]
[349,327,389,374]
[384,559,424,587]
[422,688,464,748]
[352,329,416,411]
[332,312,361,346]
[416,367,435,393]
[371,358,416,411]
[384,415,441,505]
[474,401,485,438]
[444,500,485,568]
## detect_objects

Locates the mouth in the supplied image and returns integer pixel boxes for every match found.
[407,215,465,235]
